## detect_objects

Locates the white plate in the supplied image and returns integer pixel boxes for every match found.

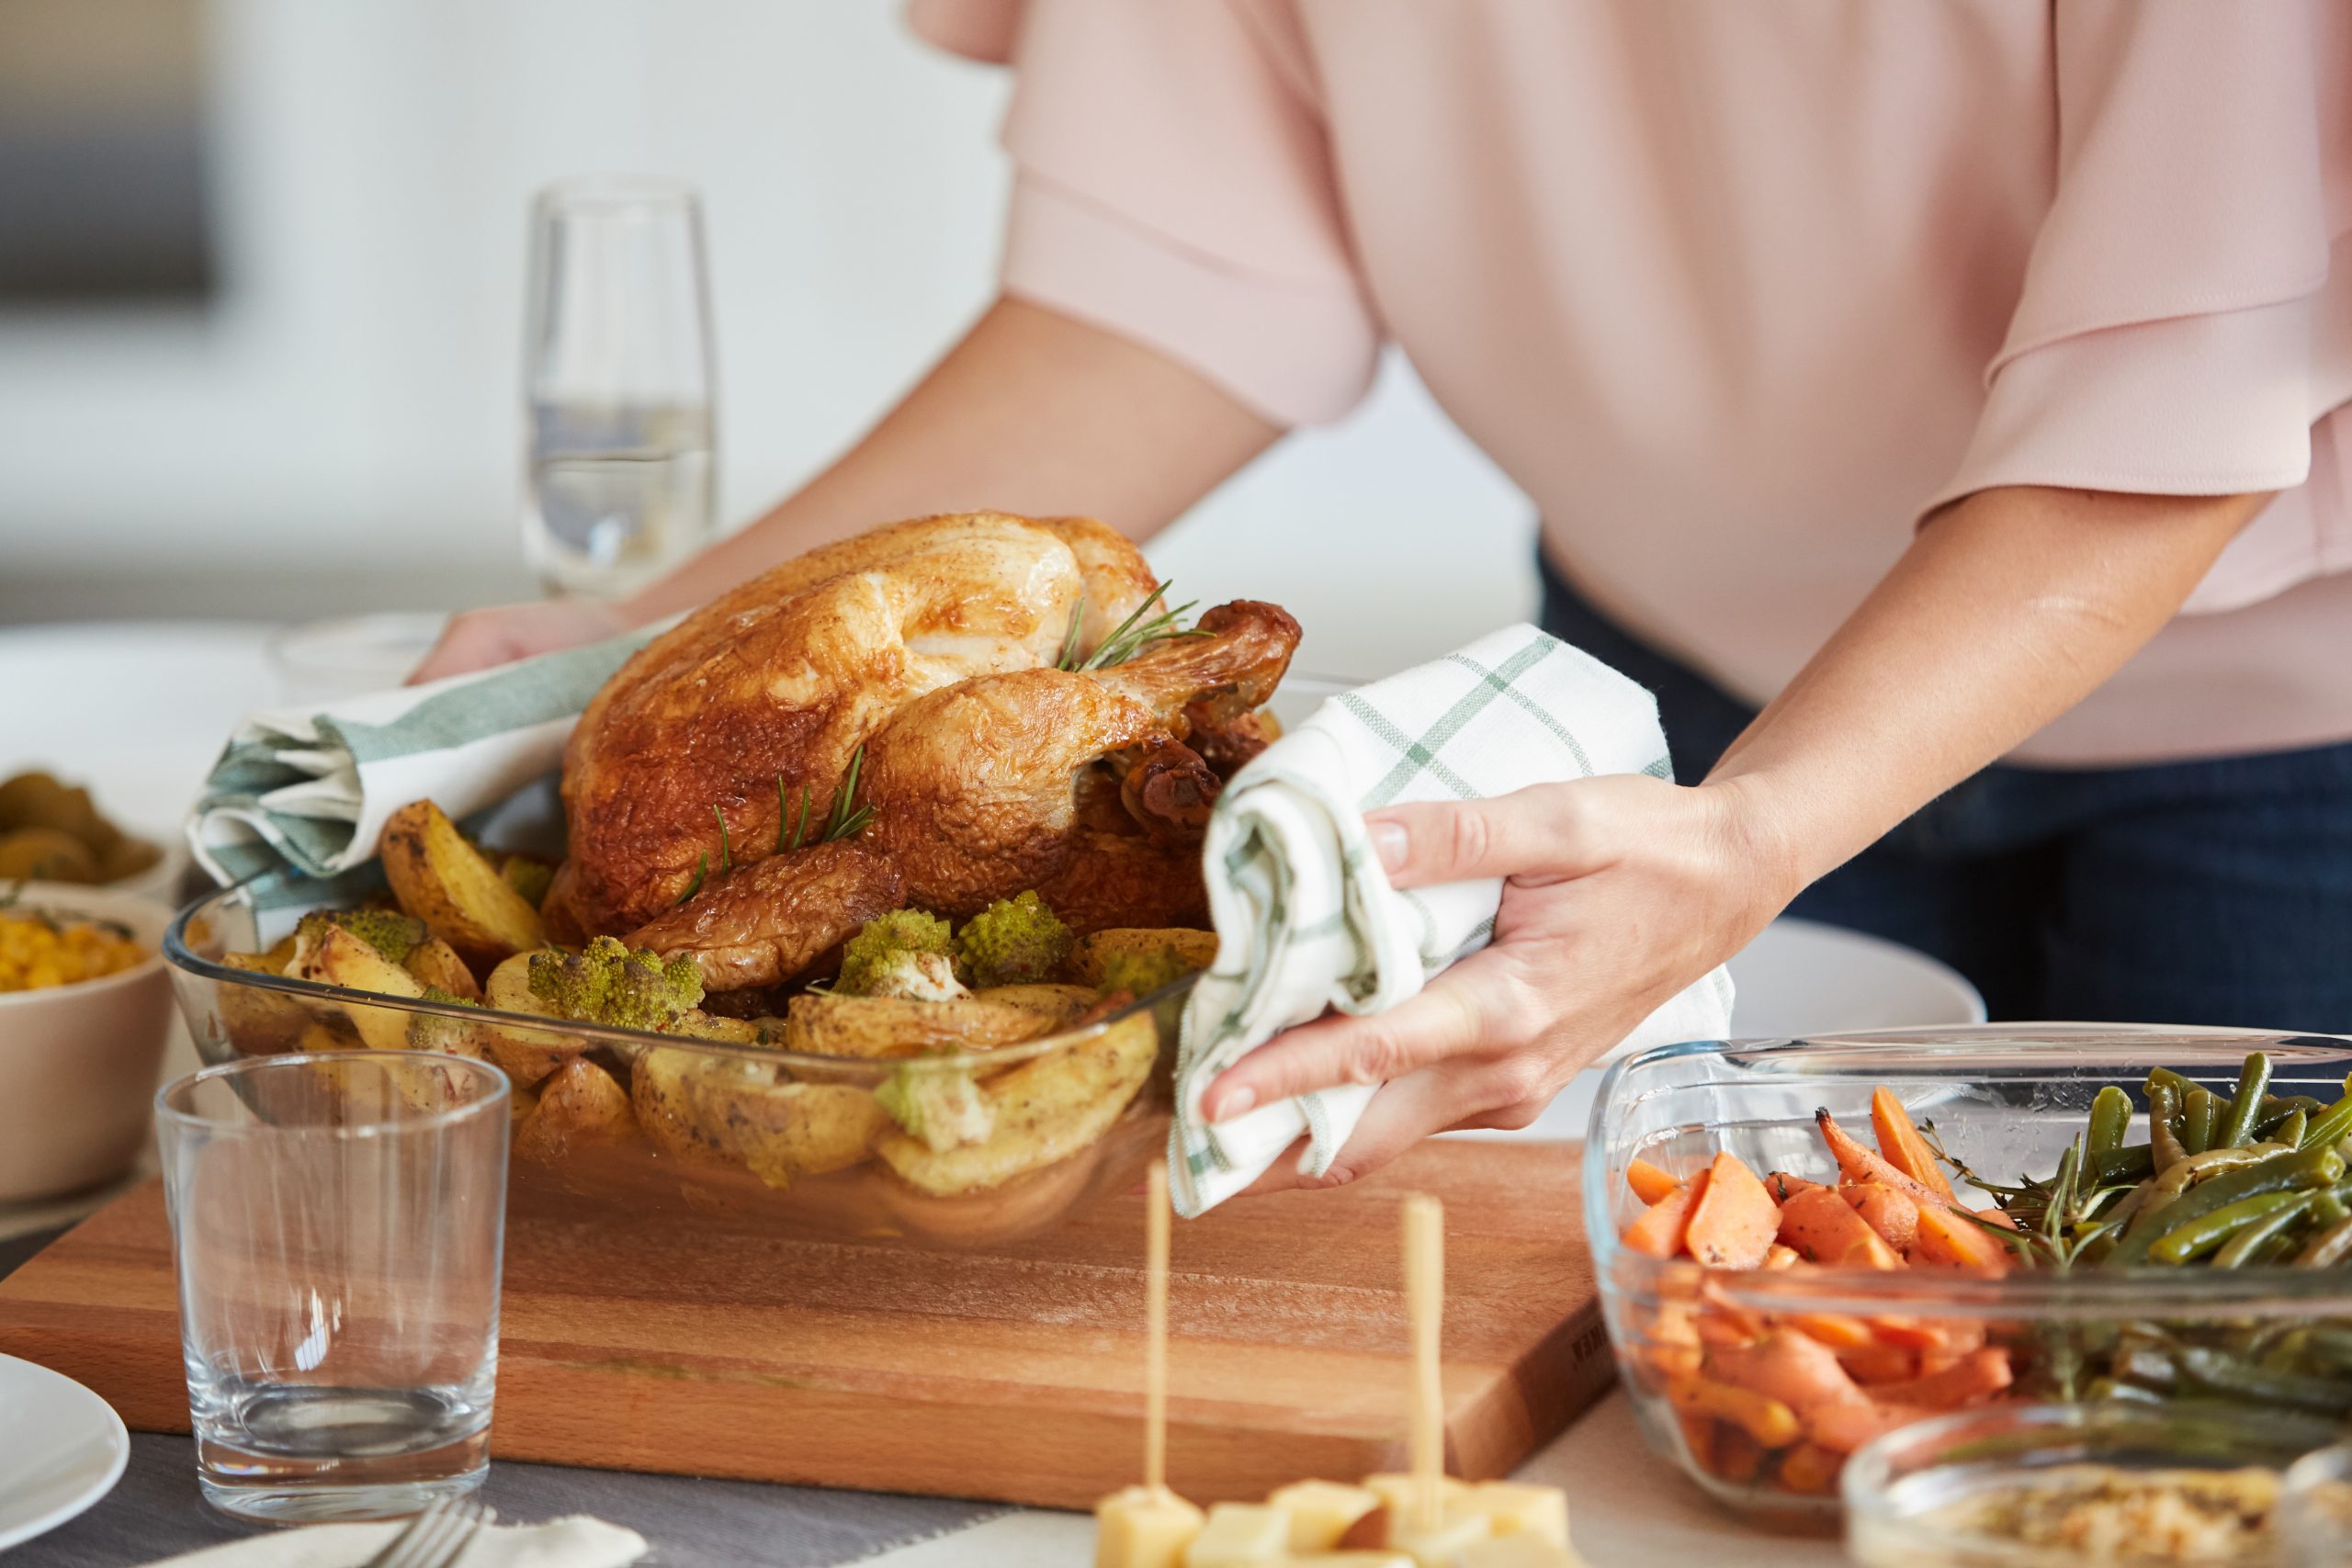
[0,1353,130,1551]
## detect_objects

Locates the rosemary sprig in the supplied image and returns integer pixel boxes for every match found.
[822,745,874,841]
[712,806,733,874]
[777,774,812,853]
[1057,581,1211,672]
[1055,593,1088,671]
[681,749,875,909]
[673,853,708,907]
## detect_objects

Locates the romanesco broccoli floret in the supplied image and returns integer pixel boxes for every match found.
[860,949,971,1002]
[874,1060,994,1152]
[835,908,957,996]
[1096,943,1204,998]
[407,985,481,1055]
[956,891,1071,988]
[298,907,427,964]
[526,935,703,1032]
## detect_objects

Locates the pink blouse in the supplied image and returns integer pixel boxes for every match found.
[910,0,2352,765]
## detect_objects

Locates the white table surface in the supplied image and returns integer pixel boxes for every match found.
[0,619,1908,1566]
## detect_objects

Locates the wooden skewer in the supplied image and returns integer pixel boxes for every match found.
[1404,1191,1445,1533]
[1145,1158,1170,1496]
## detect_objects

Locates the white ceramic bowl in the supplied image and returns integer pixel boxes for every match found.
[0,883,177,1202]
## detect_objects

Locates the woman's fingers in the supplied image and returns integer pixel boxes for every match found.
[1365,783,1612,892]
[1200,953,1524,1122]
[1240,1064,1536,1195]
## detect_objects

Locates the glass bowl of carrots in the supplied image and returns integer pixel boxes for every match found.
[1584,1026,2352,1524]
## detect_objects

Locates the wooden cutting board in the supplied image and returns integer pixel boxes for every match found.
[0,1140,1607,1508]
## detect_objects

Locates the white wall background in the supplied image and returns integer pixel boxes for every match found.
[0,0,1535,677]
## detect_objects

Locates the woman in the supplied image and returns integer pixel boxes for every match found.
[420,2,2352,1189]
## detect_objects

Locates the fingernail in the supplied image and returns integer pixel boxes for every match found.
[1369,819,1408,873]
[1211,1086,1256,1123]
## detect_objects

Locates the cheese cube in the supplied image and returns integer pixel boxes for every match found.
[1459,1483,1569,1548]
[1360,1472,1470,1528]
[1096,1484,1205,1568]
[1385,1509,1493,1568]
[1266,1481,1382,1551]
[1456,1534,1584,1568]
[1184,1503,1292,1566]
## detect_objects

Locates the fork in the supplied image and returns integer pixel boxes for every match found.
[359,1495,496,1568]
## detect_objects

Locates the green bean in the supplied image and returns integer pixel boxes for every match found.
[2109,1145,2345,1265]
[2149,1081,2188,1171]
[2253,1095,2325,1140]
[2219,1052,2273,1148]
[2093,1145,2154,1186]
[2297,1215,2352,1267]
[2146,1066,2200,1102]
[2300,1074,2352,1150]
[2311,1190,2351,1228]
[2278,1110,2310,1148]
[2088,1085,2132,1156]
[2152,1190,2307,1265]
[2173,1348,2352,1416]
[2183,1088,2221,1154]
[2212,1191,2319,1267]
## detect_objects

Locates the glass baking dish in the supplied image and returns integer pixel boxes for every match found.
[166,874,1186,1247]
[1585,1027,2352,1525]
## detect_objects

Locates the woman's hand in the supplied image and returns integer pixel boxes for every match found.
[1202,773,1799,1192]
[408,597,628,683]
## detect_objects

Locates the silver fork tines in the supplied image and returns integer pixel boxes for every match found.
[362,1496,495,1568]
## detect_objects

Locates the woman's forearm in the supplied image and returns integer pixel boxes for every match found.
[1708,485,2269,890]
[615,297,1283,625]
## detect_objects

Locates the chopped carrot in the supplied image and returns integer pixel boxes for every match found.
[1777,1441,1844,1496]
[1833,1339,1917,1385]
[1841,1181,1921,1252]
[1686,1153,1781,1269]
[1815,1109,1956,1213]
[1911,1204,2014,1272]
[1762,1244,1801,1270]
[1866,1316,1952,1352]
[1860,1348,2013,1410]
[1787,1312,1874,1352]
[1667,1373,1802,1448]
[1623,1168,1712,1259]
[1642,1342,1703,1382]
[1706,1330,1870,1426]
[1710,1424,1765,1482]
[1626,1156,1682,1206]
[1765,1171,1827,1206]
[1974,1206,2019,1231]
[1776,1187,1903,1269]
[1804,1398,1938,1455]
[1676,1410,1719,1475]
[1870,1087,1957,1201]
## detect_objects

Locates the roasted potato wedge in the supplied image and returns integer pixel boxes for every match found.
[216,952,312,1053]
[780,992,1055,1059]
[876,1011,1158,1196]
[379,800,543,966]
[1069,928,1219,987]
[402,935,481,1001]
[630,1047,889,1187]
[971,984,1097,1030]
[292,926,426,1052]
[514,1056,639,1167]
[480,951,587,1086]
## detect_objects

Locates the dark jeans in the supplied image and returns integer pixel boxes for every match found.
[1538,556,2352,1032]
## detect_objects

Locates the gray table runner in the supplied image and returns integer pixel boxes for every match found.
[3,1231,1006,1568]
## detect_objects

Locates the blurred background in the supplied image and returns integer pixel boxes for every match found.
[0,0,1535,678]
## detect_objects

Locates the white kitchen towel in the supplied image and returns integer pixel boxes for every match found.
[187,630,662,901]
[1169,624,1736,1216]
[141,1515,648,1568]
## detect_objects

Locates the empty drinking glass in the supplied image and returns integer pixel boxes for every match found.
[522,175,718,600]
[155,1052,510,1522]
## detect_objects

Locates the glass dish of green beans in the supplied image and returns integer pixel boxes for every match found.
[1590,1026,2352,1521]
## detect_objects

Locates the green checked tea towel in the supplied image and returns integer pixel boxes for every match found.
[1170,624,1736,1216]
[187,631,659,898]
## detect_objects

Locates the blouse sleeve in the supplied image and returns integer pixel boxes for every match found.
[1925,0,2352,613]
[906,0,1383,427]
